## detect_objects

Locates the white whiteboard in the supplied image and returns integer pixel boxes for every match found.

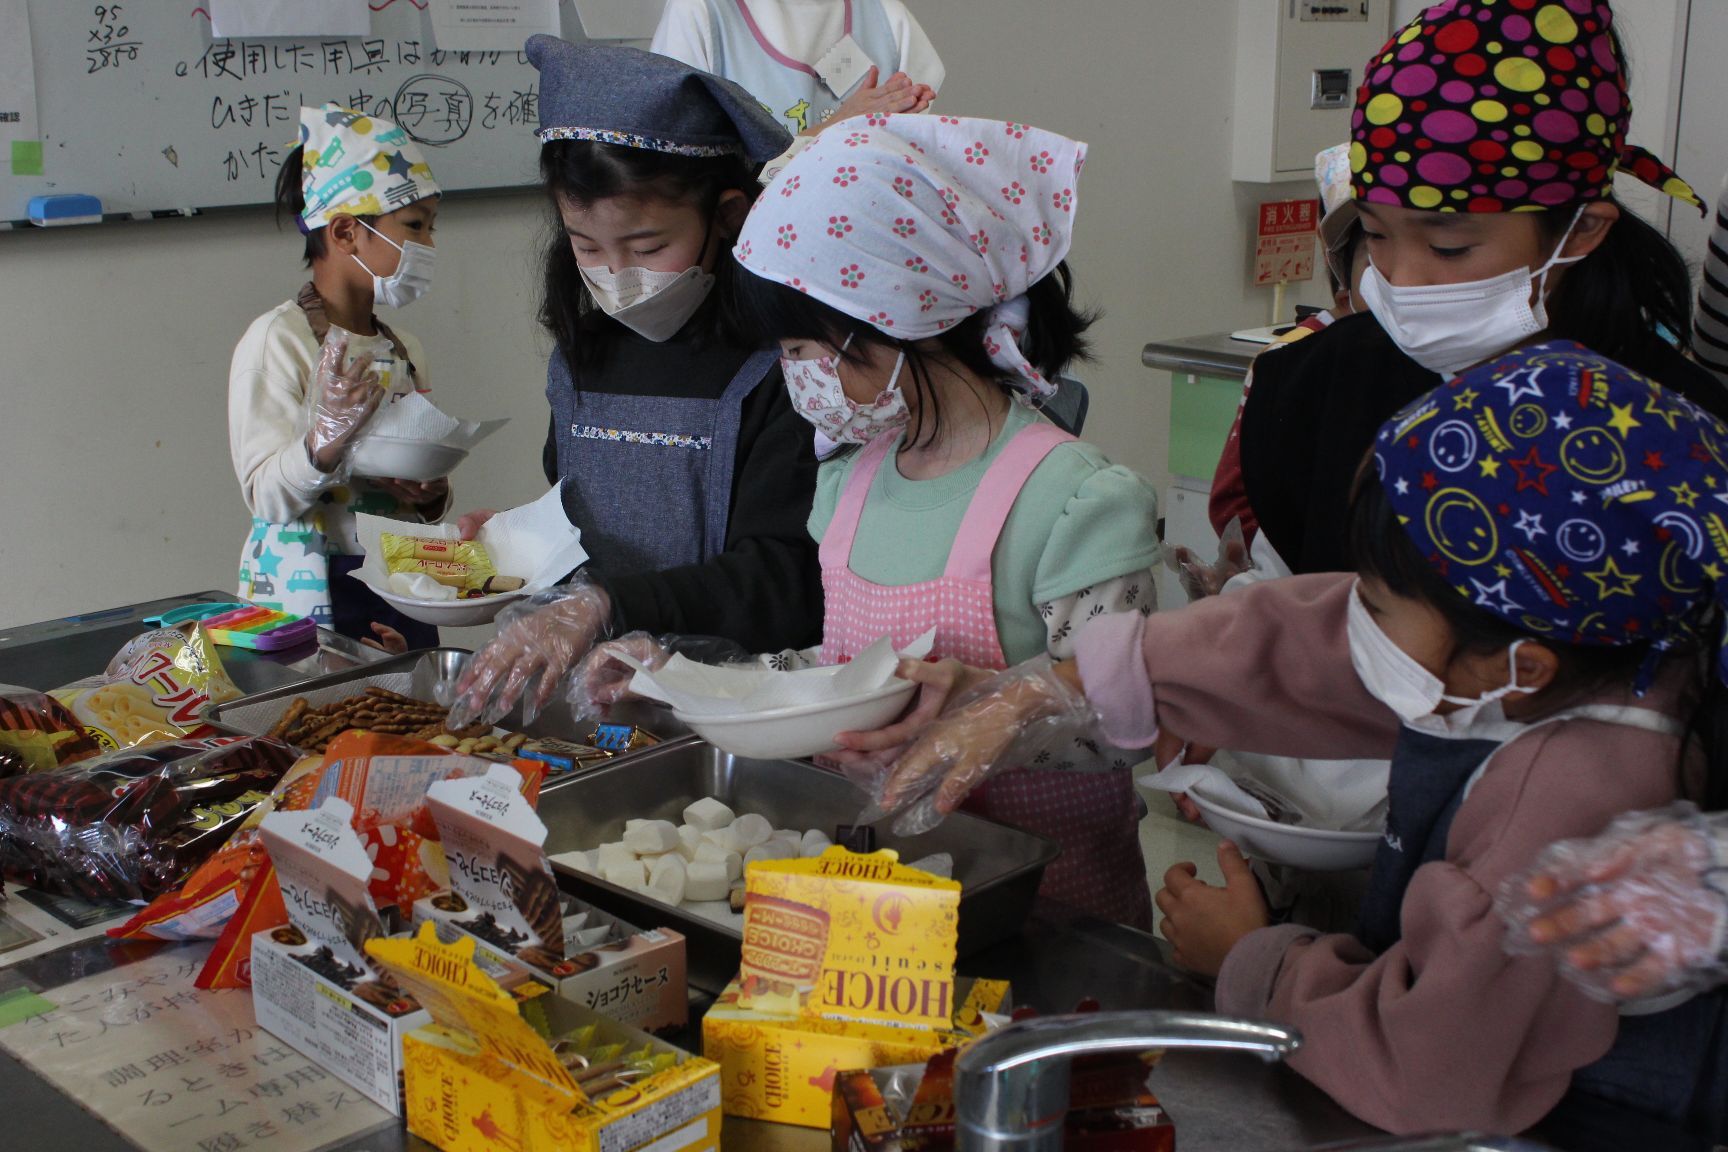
[0,1,609,223]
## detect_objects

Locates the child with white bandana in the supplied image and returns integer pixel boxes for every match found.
[228,104,448,648]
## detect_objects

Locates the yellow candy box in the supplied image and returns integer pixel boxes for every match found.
[369,924,721,1152]
[701,847,1009,1128]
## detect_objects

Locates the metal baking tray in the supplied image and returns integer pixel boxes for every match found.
[204,647,685,751]
[539,739,1061,994]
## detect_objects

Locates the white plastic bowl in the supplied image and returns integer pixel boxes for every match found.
[675,678,917,760]
[372,586,527,627]
[351,436,469,482]
[1187,788,1382,871]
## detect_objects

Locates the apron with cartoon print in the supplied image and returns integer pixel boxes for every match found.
[1358,707,1727,1147]
[820,422,1155,930]
[236,283,423,630]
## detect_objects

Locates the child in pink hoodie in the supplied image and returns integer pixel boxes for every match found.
[861,343,1728,1147]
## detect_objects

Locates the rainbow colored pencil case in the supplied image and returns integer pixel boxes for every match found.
[159,604,317,651]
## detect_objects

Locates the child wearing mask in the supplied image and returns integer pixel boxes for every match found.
[229,104,446,648]
[1239,0,1723,577]
[448,39,823,728]
[585,116,1162,927]
[873,343,1728,1148]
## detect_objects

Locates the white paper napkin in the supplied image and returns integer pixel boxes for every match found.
[619,630,935,717]
[350,482,589,602]
[1139,751,1389,833]
[359,391,510,451]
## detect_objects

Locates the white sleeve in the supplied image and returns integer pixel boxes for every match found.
[1697,174,1728,384]
[228,314,332,525]
[880,0,945,91]
[650,0,717,71]
[1039,569,1157,660]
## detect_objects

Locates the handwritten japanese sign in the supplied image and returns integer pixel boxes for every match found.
[0,943,391,1152]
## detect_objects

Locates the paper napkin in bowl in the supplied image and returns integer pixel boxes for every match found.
[350,482,589,602]
[617,630,936,717]
[359,392,510,451]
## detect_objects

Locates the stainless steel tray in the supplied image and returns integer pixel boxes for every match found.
[539,739,1061,994]
[205,647,686,751]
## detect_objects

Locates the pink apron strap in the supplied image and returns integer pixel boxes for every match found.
[817,431,900,571]
[943,421,1074,583]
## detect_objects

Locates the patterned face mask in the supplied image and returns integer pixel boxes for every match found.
[781,334,909,446]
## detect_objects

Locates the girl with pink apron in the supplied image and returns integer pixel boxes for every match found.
[727,114,1162,928]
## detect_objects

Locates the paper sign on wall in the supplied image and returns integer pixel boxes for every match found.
[429,0,560,52]
[0,0,41,176]
[571,0,667,42]
[1253,197,1319,286]
[209,0,370,39]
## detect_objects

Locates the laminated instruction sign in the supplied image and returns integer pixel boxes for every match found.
[1254,197,1320,286]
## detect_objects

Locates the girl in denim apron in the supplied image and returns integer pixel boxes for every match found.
[228,104,448,650]
[448,39,823,729]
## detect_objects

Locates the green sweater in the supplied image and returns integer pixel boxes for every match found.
[809,404,1162,664]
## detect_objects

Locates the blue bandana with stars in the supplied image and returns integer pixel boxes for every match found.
[1375,340,1728,688]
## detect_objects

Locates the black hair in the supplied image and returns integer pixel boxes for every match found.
[730,260,1097,450]
[273,145,376,268]
[1540,204,1708,380]
[1348,462,1727,810]
[538,141,761,373]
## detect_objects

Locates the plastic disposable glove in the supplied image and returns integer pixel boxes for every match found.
[305,336,385,475]
[1500,803,1728,1003]
[574,633,671,720]
[867,656,1098,834]
[444,578,611,728]
[1164,517,1252,602]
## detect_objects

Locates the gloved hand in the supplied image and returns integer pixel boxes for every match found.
[445,579,612,728]
[573,633,671,720]
[1499,803,1728,1002]
[305,336,386,475]
[868,656,1098,834]
[1165,517,1252,602]
[829,658,996,776]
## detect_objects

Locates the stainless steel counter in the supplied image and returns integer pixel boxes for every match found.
[0,592,1379,1150]
[1142,332,1260,380]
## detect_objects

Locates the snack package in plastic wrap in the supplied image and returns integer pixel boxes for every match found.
[185,731,544,988]
[0,735,297,903]
[50,625,241,751]
[0,684,103,778]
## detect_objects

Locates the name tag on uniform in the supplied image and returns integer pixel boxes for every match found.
[814,33,877,98]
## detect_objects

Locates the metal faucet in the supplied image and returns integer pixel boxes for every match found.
[953,1010,1302,1151]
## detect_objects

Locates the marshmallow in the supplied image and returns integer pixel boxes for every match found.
[682,797,736,832]
[647,854,687,906]
[685,861,730,903]
[623,819,680,855]
[731,813,773,848]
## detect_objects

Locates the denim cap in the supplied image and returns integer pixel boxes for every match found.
[526,35,792,163]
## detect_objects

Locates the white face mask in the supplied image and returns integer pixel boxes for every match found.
[353,219,435,309]
[1358,208,1586,379]
[579,263,717,342]
[1345,582,1530,727]
[782,334,910,446]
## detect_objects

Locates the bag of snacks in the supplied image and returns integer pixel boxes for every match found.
[122,731,543,988]
[51,625,241,751]
[0,736,296,903]
[0,685,103,778]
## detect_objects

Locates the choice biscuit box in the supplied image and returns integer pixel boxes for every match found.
[251,797,431,1115]
[701,848,1007,1128]
[704,976,1009,1129]
[370,923,721,1152]
[415,763,688,1031]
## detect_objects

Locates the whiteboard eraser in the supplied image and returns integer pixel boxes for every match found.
[28,195,103,226]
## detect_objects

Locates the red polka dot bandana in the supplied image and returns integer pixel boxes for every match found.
[1350,0,1703,215]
